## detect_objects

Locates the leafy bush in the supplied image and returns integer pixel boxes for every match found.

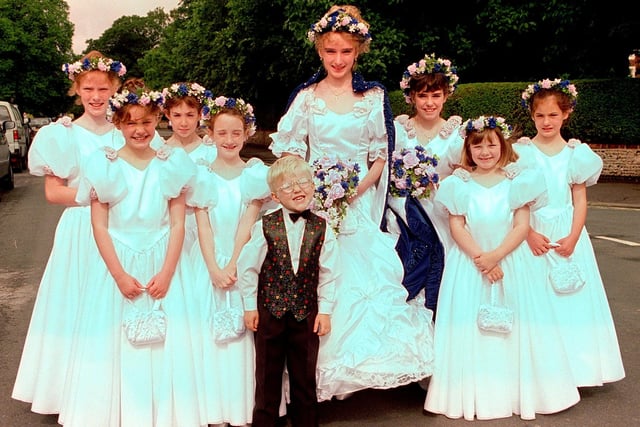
[390,78,640,145]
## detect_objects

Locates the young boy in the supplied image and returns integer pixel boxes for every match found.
[237,156,339,427]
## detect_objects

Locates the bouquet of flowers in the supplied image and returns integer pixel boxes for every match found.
[311,156,360,235]
[390,146,439,199]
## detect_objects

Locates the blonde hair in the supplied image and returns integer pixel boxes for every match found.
[267,156,313,193]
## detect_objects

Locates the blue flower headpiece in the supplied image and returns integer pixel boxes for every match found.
[460,116,512,139]
[204,96,257,137]
[62,57,127,81]
[400,53,459,103]
[521,78,578,109]
[108,88,165,118]
[162,82,213,118]
[307,9,371,45]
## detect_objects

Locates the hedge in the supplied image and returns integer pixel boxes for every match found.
[389,78,640,145]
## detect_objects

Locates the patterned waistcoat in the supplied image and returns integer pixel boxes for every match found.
[258,209,326,321]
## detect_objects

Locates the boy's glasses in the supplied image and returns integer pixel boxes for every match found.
[278,178,313,194]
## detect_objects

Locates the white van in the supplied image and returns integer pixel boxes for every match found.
[0,101,31,172]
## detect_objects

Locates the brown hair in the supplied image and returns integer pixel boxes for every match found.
[110,78,162,126]
[408,73,450,99]
[460,128,518,169]
[163,83,204,114]
[206,108,248,133]
[529,89,574,115]
[68,50,123,100]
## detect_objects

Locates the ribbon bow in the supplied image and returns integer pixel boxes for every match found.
[289,210,312,222]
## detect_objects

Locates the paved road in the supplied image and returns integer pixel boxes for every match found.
[1,172,639,426]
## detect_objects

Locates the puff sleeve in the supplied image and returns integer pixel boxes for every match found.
[157,145,197,200]
[505,162,548,211]
[240,158,271,204]
[75,147,127,206]
[186,166,218,210]
[27,121,75,178]
[433,169,470,216]
[269,89,313,158]
[567,139,603,187]
[364,88,388,162]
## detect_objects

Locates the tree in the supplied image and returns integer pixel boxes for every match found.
[0,0,74,116]
[84,8,170,78]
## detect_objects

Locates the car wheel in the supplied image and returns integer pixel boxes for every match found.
[2,165,14,190]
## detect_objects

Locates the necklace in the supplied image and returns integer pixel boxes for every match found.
[414,123,439,143]
[324,81,350,100]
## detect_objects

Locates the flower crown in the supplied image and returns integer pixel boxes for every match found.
[307,9,371,44]
[162,82,213,107]
[204,96,257,137]
[460,116,512,139]
[521,78,578,109]
[400,53,459,103]
[108,88,165,117]
[62,57,127,81]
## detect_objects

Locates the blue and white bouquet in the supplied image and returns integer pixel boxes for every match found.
[390,146,439,199]
[311,156,360,235]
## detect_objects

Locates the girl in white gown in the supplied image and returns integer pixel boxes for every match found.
[270,5,434,401]
[187,96,267,426]
[59,79,201,427]
[514,78,625,387]
[387,53,463,314]
[12,51,127,415]
[161,82,217,253]
[424,116,580,420]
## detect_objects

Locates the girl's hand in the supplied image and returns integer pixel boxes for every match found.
[145,270,172,299]
[553,236,578,257]
[485,265,504,283]
[526,229,552,256]
[210,266,237,289]
[473,251,499,274]
[244,310,259,332]
[347,188,359,204]
[115,273,145,300]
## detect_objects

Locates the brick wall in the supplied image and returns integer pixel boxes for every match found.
[590,145,640,181]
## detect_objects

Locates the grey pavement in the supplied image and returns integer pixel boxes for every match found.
[587,180,640,209]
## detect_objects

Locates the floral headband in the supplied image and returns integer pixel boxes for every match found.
[521,78,578,109]
[204,96,257,137]
[162,82,213,118]
[162,82,212,107]
[400,53,459,103]
[62,57,127,81]
[108,88,165,117]
[460,116,512,139]
[307,9,371,44]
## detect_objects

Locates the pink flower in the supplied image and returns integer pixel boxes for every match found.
[214,96,227,107]
[402,151,420,169]
[407,64,418,75]
[156,145,172,160]
[326,183,345,202]
[56,116,72,127]
[104,147,118,161]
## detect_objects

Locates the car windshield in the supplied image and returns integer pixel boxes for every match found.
[31,118,51,127]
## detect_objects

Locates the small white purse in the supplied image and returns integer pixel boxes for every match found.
[211,289,246,344]
[477,280,514,335]
[122,297,167,347]
[548,251,585,294]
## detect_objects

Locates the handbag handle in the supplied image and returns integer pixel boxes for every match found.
[487,279,505,306]
[125,292,162,311]
[211,288,233,311]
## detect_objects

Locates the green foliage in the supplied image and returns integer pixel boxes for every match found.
[390,78,640,144]
[85,8,170,78]
[0,0,74,116]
